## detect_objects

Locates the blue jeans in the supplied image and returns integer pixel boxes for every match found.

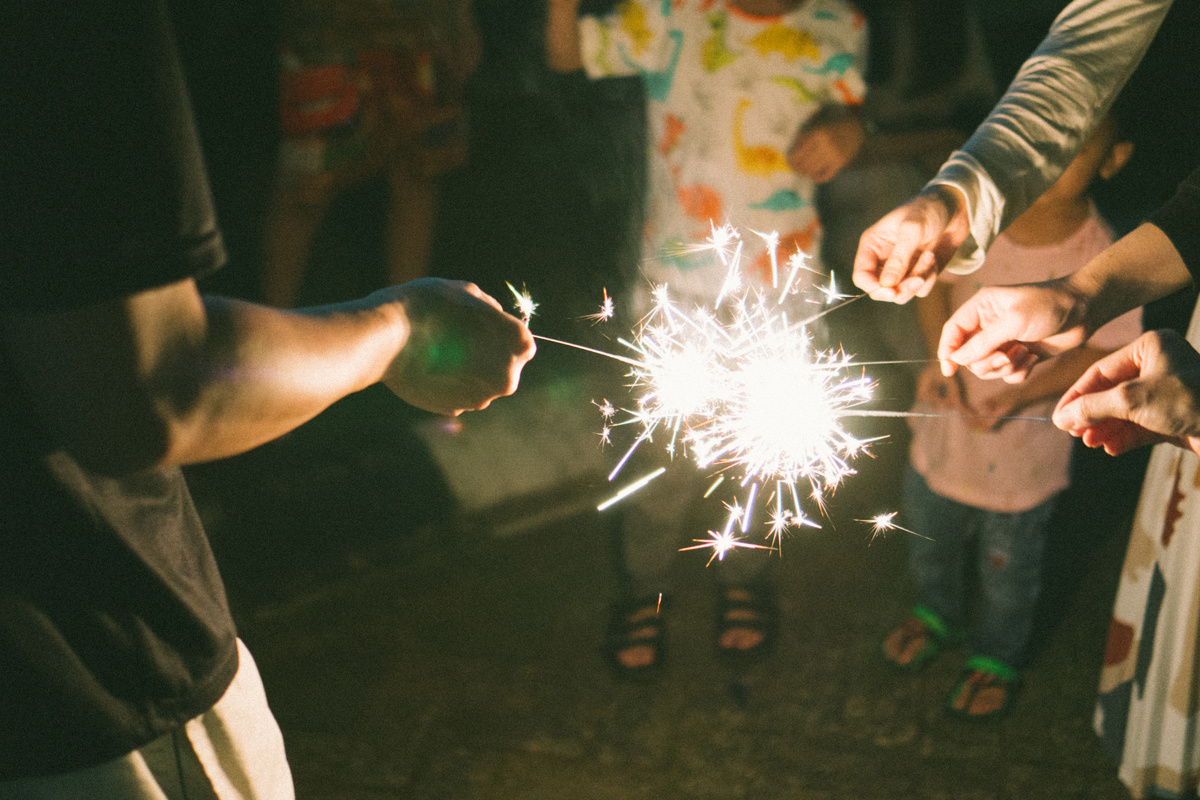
[902,467,1055,668]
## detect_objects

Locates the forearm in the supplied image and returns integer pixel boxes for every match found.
[1068,222,1192,336]
[2,280,403,474]
[545,1,583,72]
[166,295,402,465]
[932,0,1172,270]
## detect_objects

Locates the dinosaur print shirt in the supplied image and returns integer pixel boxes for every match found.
[579,0,866,305]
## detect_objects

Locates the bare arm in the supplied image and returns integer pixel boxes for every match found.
[852,0,1173,303]
[938,222,1191,381]
[1,277,535,476]
[545,0,584,72]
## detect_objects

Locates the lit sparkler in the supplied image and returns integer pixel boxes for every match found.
[596,224,888,561]
[506,282,538,324]
[514,223,933,563]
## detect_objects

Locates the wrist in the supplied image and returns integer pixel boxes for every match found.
[1062,270,1103,338]
[337,291,412,390]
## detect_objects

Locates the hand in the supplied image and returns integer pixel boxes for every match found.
[787,116,864,185]
[1053,330,1200,456]
[852,187,971,304]
[377,278,536,416]
[937,278,1089,383]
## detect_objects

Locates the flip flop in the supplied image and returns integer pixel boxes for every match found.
[945,656,1021,722]
[881,605,963,672]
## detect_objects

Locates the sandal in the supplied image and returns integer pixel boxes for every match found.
[881,605,962,672]
[716,584,779,664]
[945,656,1021,722]
[604,596,666,682]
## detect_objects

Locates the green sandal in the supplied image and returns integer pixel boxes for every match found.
[881,605,962,672]
[945,656,1021,722]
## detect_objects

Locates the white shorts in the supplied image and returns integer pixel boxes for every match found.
[0,639,294,800]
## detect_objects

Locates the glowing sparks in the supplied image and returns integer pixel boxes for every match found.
[516,223,900,566]
[506,282,538,324]
[594,224,883,564]
[857,512,929,544]
[816,270,852,305]
[584,288,615,324]
[597,467,668,512]
[680,529,771,566]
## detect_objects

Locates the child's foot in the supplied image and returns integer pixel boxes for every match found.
[604,597,666,680]
[945,656,1020,721]
[881,607,959,671]
[716,585,778,663]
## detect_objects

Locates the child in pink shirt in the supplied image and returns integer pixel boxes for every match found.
[881,108,1142,720]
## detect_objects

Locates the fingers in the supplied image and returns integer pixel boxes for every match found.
[853,218,936,303]
[1052,344,1143,432]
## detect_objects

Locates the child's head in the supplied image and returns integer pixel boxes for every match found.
[1038,101,1135,206]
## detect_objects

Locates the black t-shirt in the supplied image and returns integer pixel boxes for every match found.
[0,1,239,778]
[1151,164,1200,282]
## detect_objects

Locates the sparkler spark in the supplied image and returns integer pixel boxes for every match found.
[856,512,930,544]
[515,224,955,566]
[584,288,615,324]
[593,224,886,563]
[506,281,538,324]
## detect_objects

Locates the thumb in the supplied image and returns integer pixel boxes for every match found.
[1052,384,1134,433]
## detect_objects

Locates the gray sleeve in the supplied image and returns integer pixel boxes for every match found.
[931,0,1173,274]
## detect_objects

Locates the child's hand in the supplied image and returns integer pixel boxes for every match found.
[914,364,971,415]
[787,116,864,184]
[547,0,582,9]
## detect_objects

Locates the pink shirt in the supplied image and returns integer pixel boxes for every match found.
[909,203,1142,512]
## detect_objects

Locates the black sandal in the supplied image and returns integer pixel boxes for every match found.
[604,596,667,681]
[716,585,778,664]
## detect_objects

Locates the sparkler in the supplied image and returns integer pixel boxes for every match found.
[582,223,893,560]
[516,224,1014,561]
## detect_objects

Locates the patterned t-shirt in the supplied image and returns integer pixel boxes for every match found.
[578,0,866,305]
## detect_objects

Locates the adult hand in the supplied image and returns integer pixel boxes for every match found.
[1053,330,1200,457]
[788,116,864,185]
[937,278,1088,383]
[377,278,535,416]
[852,187,971,304]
